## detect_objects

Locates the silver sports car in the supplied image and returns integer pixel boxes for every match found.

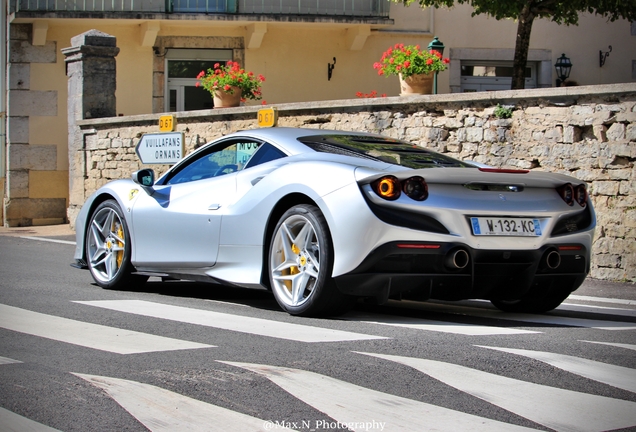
[73,127,596,316]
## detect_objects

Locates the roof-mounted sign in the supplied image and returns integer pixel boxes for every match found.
[135,132,184,165]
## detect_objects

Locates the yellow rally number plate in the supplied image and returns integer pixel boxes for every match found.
[159,115,176,132]
[257,108,278,128]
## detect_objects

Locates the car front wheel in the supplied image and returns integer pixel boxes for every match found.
[268,204,352,316]
[85,199,147,290]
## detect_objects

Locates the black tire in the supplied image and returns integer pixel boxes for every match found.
[268,204,353,316]
[491,288,571,313]
[85,200,148,290]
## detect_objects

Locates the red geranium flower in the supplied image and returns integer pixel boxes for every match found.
[196,62,266,101]
[373,43,450,78]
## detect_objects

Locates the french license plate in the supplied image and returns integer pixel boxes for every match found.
[470,217,542,236]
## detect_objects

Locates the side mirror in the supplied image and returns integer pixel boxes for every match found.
[132,169,155,188]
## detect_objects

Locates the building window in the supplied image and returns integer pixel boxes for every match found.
[460,61,536,92]
[165,49,233,112]
[172,0,233,13]
[448,48,551,93]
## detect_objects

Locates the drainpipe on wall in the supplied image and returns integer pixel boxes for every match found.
[1,0,6,225]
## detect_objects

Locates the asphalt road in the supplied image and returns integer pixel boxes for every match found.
[0,232,635,432]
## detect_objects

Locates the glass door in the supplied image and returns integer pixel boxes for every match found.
[165,49,233,111]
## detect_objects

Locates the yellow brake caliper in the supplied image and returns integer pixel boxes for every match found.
[282,243,301,292]
[114,222,124,269]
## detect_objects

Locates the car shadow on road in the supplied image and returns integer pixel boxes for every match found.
[135,279,282,311]
[103,278,636,325]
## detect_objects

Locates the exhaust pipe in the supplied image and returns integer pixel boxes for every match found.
[545,250,561,269]
[445,249,470,270]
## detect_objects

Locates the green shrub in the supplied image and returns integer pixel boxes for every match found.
[494,104,514,119]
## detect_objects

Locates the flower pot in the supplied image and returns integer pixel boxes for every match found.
[399,73,433,95]
[213,87,242,108]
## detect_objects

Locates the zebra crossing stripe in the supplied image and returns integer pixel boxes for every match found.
[75,300,387,343]
[346,312,540,335]
[395,300,636,331]
[0,304,214,354]
[0,406,61,432]
[221,361,538,431]
[0,356,21,365]
[357,351,636,432]
[18,236,75,246]
[476,345,636,394]
[568,295,636,306]
[559,302,636,318]
[580,340,636,352]
[73,373,297,432]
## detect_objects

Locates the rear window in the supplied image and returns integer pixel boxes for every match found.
[298,134,473,169]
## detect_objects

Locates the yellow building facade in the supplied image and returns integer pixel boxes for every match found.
[2,0,634,226]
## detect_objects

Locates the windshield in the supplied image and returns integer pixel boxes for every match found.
[298,134,474,169]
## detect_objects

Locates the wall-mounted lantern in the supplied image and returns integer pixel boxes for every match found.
[328,57,336,81]
[427,37,445,94]
[554,53,572,87]
[599,46,612,67]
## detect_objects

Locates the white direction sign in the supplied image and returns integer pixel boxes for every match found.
[135,132,184,164]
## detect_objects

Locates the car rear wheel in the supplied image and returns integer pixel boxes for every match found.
[85,200,147,290]
[268,204,352,316]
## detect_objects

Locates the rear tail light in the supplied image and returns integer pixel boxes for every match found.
[557,183,587,207]
[558,245,583,251]
[478,167,529,174]
[372,176,401,200]
[402,176,428,201]
[575,184,588,207]
[371,176,429,201]
[397,243,440,249]
[557,183,574,206]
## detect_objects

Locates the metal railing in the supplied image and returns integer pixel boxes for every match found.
[232,0,389,16]
[14,0,389,16]
[14,0,166,12]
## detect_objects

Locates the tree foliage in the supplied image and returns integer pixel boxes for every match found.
[393,0,636,89]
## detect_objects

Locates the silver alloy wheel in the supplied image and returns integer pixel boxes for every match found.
[270,213,321,307]
[87,205,127,284]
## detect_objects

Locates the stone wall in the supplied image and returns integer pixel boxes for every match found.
[71,83,636,282]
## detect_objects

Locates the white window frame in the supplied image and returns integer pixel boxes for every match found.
[164,49,233,112]
[460,60,537,92]
[448,48,553,93]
